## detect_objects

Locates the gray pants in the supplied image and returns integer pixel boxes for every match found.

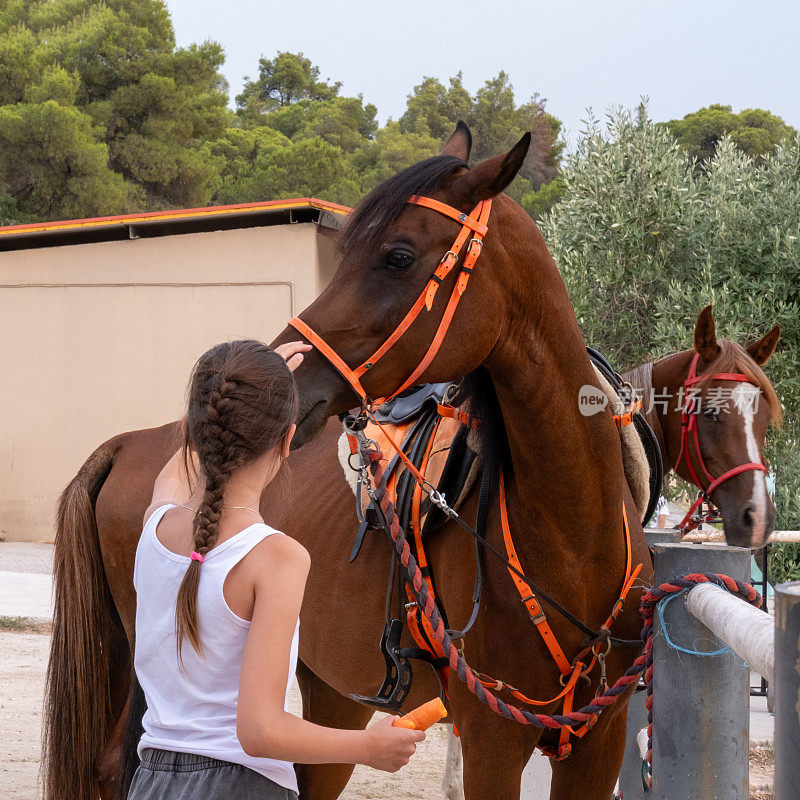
[128,748,299,800]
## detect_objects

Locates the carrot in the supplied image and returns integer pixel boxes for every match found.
[391,697,447,731]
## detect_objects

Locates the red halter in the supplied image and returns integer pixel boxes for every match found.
[288,196,492,407]
[675,352,768,532]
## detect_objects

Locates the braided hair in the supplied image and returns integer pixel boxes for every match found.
[176,340,299,659]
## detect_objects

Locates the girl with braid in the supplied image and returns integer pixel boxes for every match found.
[129,340,424,800]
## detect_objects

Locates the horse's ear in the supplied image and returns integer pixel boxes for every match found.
[746,324,781,365]
[694,305,720,361]
[452,132,531,204]
[441,121,472,161]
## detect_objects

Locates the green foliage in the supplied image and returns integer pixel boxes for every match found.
[261,96,378,153]
[521,177,565,220]
[400,71,564,201]
[236,51,342,123]
[667,104,797,164]
[542,105,800,577]
[0,0,228,218]
[0,7,564,223]
[0,193,40,226]
[350,122,440,194]
[769,543,800,585]
[399,75,472,140]
[23,66,79,106]
[0,101,139,219]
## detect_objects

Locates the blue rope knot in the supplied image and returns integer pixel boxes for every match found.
[655,589,731,657]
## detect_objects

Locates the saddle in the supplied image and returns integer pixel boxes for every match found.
[337,383,480,550]
[338,350,663,712]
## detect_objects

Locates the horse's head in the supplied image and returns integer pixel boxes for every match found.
[663,305,782,548]
[274,123,535,447]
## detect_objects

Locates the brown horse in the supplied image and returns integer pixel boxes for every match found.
[624,305,781,547]
[47,126,659,800]
[440,308,783,799]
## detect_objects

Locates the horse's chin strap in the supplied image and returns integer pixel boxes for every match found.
[288,196,492,406]
[675,352,768,532]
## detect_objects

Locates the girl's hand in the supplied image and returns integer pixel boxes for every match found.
[361,716,426,772]
[274,341,313,372]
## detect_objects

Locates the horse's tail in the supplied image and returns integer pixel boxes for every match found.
[43,445,116,800]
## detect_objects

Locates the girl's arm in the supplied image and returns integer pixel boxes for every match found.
[236,534,424,772]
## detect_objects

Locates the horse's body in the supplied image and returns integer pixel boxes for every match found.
[43,127,777,800]
[440,311,782,799]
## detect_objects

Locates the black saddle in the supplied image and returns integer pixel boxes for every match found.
[371,382,452,424]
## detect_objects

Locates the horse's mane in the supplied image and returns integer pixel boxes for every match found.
[339,155,467,257]
[696,339,782,425]
[454,367,510,497]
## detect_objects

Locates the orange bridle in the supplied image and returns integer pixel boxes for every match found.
[288,196,492,407]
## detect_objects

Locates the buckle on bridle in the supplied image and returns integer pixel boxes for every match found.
[467,238,483,256]
[439,250,457,265]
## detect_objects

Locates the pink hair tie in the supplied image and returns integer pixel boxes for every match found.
[190,551,205,563]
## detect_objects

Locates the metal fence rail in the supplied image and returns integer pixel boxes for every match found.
[648,543,800,800]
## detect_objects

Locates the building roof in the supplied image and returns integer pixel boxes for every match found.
[0,197,352,252]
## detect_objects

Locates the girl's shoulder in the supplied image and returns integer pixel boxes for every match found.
[241,528,311,575]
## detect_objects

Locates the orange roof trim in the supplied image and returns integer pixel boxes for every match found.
[0,197,352,238]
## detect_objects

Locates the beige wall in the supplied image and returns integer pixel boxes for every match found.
[0,222,335,541]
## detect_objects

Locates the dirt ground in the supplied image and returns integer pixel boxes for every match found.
[0,628,776,800]
[0,629,449,800]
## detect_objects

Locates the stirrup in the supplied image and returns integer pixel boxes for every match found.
[350,619,413,711]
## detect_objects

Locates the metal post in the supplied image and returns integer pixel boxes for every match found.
[774,581,800,800]
[617,529,685,799]
[651,542,751,800]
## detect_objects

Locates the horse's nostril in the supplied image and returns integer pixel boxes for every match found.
[742,505,756,528]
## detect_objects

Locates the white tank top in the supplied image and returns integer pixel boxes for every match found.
[133,504,299,793]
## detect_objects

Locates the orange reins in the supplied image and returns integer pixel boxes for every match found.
[294,192,641,759]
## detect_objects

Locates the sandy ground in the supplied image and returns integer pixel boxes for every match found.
[0,628,776,800]
[0,629,449,800]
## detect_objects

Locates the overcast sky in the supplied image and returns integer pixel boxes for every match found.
[164,0,800,143]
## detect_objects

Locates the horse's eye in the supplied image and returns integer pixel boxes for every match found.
[383,249,415,271]
[702,408,721,422]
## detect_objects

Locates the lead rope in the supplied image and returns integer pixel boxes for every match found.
[357,436,761,778]
[359,440,646,730]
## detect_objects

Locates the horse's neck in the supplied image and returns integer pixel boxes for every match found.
[644,352,694,472]
[488,325,626,558]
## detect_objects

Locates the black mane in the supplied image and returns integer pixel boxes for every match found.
[339,155,466,256]
[454,366,510,498]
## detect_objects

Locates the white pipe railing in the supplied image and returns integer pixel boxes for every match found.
[684,582,774,682]
[681,529,800,544]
